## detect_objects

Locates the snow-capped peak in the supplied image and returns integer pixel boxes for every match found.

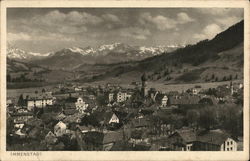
[7,47,53,60]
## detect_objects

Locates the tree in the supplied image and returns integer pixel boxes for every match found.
[235,74,238,80]
[215,77,218,82]
[199,98,213,105]
[186,110,199,128]
[7,74,11,82]
[211,74,215,80]
[96,95,106,106]
[198,107,217,130]
[17,94,25,106]
[229,74,233,80]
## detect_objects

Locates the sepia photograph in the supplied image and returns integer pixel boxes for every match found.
[1,0,249,161]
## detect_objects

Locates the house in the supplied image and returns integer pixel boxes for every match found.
[64,109,78,116]
[25,91,53,110]
[108,92,114,103]
[109,113,120,124]
[7,99,13,107]
[74,87,82,92]
[168,128,196,151]
[116,91,127,103]
[161,95,168,107]
[15,129,26,138]
[45,131,58,145]
[131,118,150,129]
[54,121,67,137]
[75,97,88,114]
[193,129,237,151]
[56,112,66,121]
[102,131,123,151]
[11,112,33,124]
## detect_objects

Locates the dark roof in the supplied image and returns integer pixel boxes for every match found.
[63,109,78,115]
[169,128,196,143]
[110,141,133,151]
[103,131,123,144]
[177,129,197,143]
[64,103,76,109]
[131,118,150,128]
[196,129,231,145]
[24,92,53,101]
[155,93,165,103]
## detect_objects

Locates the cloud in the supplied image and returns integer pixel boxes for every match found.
[8,31,75,43]
[120,27,151,40]
[140,12,195,31]
[177,12,195,24]
[35,10,103,26]
[7,32,31,42]
[101,13,124,29]
[215,16,242,29]
[102,14,120,23]
[195,8,243,17]
[193,23,223,40]
[58,26,87,34]
[140,12,176,30]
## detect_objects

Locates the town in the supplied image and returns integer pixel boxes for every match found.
[6,73,243,151]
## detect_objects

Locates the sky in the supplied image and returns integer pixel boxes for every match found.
[7,8,243,53]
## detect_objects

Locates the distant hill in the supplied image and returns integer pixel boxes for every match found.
[8,43,183,70]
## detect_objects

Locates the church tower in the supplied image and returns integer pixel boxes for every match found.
[141,73,148,97]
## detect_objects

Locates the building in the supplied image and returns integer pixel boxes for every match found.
[11,112,33,124]
[168,128,196,151]
[161,95,168,107]
[194,129,237,151]
[102,131,123,151]
[109,113,120,124]
[116,91,127,103]
[25,91,53,109]
[108,92,114,103]
[45,131,57,145]
[168,128,237,151]
[54,121,67,137]
[75,97,88,114]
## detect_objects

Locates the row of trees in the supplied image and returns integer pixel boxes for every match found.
[205,74,239,82]
[7,74,44,83]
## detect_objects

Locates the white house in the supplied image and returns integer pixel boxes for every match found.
[54,121,67,137]
[108,93,114,102]
[161,95,168,107]
[220,137,237,151]
[75,97,88,114]
[26,92,53,110]
[109,113,120,124]
[116,91,127,103]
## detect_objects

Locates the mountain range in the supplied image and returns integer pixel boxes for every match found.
[74,20,244,84]
[8,43,184,70]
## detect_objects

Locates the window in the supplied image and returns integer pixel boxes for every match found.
[227,148,229,151]
[230,147,233,151]
[231,141,233,145]
[227,142,229,145]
